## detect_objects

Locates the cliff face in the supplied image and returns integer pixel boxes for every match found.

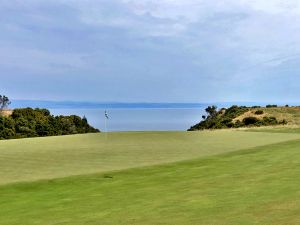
[0,109,13,117]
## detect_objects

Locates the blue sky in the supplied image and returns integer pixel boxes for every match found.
[1,0,300,103]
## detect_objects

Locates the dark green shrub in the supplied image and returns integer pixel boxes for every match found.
[243,117,259,125]
[0,128,15,139]
[262,116,278,125]
[266,105,277,108]
[280,119,288,124]
[255,110,264,115]
[224,105,249,119]
[0,108,99,140]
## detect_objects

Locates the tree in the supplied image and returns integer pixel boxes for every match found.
[205,105,218,118]
[0,95,11,110]
[1,108,99,140]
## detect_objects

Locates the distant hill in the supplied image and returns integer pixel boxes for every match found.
[188,105,300,131]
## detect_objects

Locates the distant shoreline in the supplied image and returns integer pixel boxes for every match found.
[10,100,293,110]
[10,100,207,109]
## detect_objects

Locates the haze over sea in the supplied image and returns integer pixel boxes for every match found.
[10,100,292,131]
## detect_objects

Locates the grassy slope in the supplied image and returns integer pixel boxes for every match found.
[235,106,300,126]
[244,127,300,133]
[264,107,300,125]
[1,131,299,185]
[1,137,300,224]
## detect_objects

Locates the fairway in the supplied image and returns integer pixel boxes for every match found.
[0,130,300,224]
[0,131,299,185]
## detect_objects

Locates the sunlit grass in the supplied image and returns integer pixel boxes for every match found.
[0,131,299,185]
[1,137,300,224]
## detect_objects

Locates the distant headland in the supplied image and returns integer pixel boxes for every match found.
[0,96,99,140]
[189,105,300,131]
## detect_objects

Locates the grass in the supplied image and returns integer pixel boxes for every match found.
[234,106,300,126]
[244,126,300,133]
[263,107,300,125]
[1,131,299,185]
[0,131,300,224]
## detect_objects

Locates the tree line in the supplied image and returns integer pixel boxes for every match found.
[0,107,99,140]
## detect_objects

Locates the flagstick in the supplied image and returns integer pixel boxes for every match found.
[105,116,108,140]
[104,110,109,140]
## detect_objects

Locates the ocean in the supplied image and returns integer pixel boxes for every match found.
[50,108,205,131]
[11,100,273,131]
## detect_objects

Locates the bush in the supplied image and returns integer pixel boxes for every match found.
[243,117,259,126]
[223,105,249,119]
[0,108,99,140]
[280,119,288,125]
[262,116,278,125]
[0,128,15,139]
[254,110,264,115]
[266,104,277,108]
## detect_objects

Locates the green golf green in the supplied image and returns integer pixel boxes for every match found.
[0,130,299,224]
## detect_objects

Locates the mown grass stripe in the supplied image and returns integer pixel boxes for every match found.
[1,137,300,224]
[0,131,299,185]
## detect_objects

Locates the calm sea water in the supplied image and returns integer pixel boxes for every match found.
[50,108,205,131]
[13,100,272,131]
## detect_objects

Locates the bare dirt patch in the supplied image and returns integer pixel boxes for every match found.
[0,109,13,117]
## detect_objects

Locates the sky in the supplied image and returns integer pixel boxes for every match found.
[1,0,300,103]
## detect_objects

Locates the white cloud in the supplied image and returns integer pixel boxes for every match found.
[240,0,300,14]
[2,0,300,102]
[0,45,87,74]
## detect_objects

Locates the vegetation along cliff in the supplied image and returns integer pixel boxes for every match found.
[187,105,300,131]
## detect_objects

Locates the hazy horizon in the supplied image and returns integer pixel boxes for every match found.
[10,99,300,110]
